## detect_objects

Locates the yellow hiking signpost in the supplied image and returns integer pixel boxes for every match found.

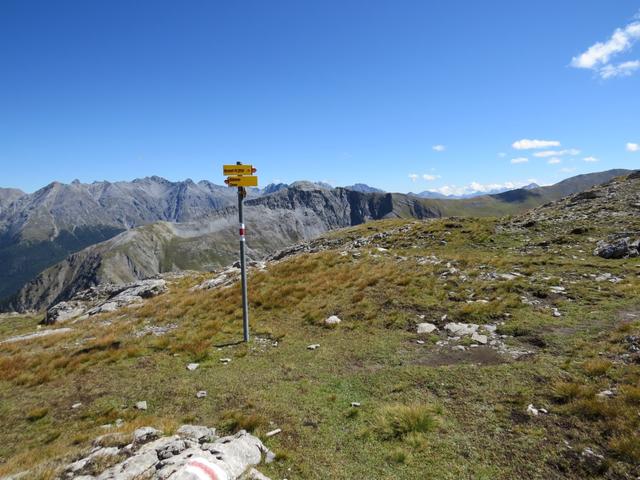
[223,164,255,176]
[223,162,258,342]
[224,175,258,187]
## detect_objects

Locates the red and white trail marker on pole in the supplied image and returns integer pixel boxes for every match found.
[222,162,258,342]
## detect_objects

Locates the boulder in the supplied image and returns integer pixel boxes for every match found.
[43,301,86,324]
[594,238,633,259]
[55,425,271,480]
[417,322,438,334]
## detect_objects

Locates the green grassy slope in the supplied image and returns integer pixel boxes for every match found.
[0,174,639,479]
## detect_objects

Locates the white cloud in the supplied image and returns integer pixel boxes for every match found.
[408,174,419,182]
[512,139,561,150]
[571,18,640,79]
[600,60,640,78]
[548,157,562,165]
[429,180,536,197]
[432,145,446,152]
[583,156,599,163]
[422,174,441,181]
[533,148,580,158]
[626,142,639,152]
[511,157,529,164]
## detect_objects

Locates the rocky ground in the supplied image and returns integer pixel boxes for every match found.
[0,171,638,479]
[13,425,274,480]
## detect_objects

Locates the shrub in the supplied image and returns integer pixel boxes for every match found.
[609,435,640,463]
[26,407,49,422]
[221,410,266,433]
[582,359,613,377]
[374,403,437,440]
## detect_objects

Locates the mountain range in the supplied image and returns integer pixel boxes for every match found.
[0,169,632,312]
[412,182,541,199]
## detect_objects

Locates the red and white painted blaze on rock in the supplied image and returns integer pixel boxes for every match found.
[182,458,229,480]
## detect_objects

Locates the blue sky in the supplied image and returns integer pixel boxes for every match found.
[1,1,639,194]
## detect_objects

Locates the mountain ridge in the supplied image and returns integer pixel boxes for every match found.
[0,169,631,310]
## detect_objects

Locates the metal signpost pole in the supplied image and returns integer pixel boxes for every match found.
[237,162,250,342]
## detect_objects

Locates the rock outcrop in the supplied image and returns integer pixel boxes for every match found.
[43,279,167,324]
[51,425,274,480]
[594,237,639,259]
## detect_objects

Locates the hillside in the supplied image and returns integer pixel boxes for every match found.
[3,170,631,313]
[0,177,253,304]
[0,188,25,215]
[0,171,638,479]
[5,184,442,312]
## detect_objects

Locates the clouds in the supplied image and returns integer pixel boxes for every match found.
[600,60,640,78]
[512,139,561,150]
[430,180,537,197]
[571,16,640,79]
[432,145,446,152]
[533,149,580,158]
[409,173,441,182]
[509,138,599,171]
[627,142,639,152]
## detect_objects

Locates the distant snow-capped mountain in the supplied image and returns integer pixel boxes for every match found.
[414,183,540,199]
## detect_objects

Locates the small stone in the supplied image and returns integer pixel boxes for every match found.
[187,363,200,371]
[71,402,83,409]
[471,333,488,344]
[196,391,207,399]
[445,322,478,336]
[135,401,148,411]
[527,404,547,416]
[265,428,282,437]
[307,344,320,350]
[220,358,231,363]
[552,308,562,317]
[115,418,124,428]
[596,389,615,399]
[417,322,438,334]
[325,315,342,326]
[452,345,466,352]
[350,402,361,408]
[416,340,425,345]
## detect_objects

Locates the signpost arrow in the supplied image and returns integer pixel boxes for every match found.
[224,175,258,187]
[223,164,254,176]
